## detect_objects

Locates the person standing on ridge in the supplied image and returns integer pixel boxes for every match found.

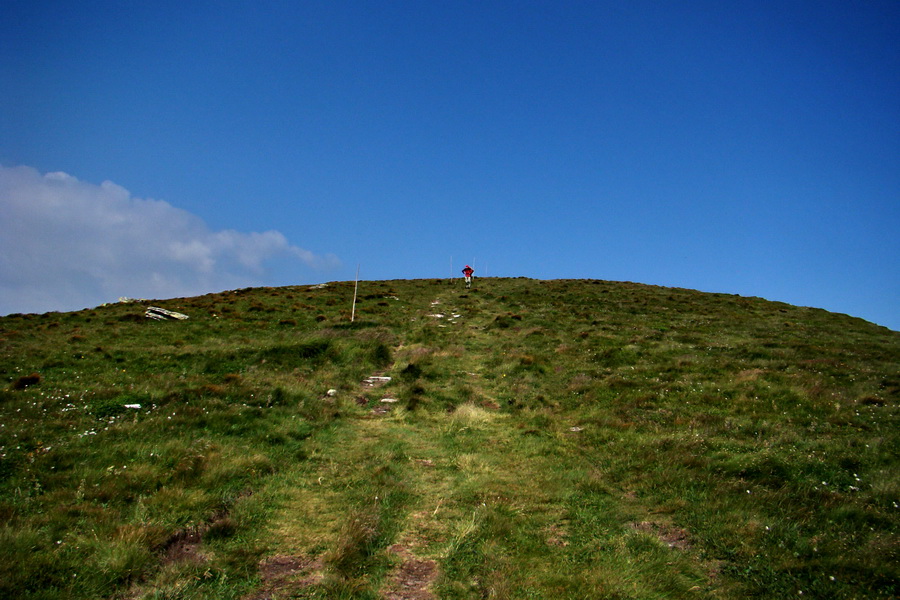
[462,265,474,288]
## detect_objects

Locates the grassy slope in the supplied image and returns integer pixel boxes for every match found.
[0,278,897,599]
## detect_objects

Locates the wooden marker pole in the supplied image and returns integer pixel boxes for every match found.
[351,264,360,322]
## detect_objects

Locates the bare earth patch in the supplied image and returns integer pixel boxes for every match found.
[382,544,438,600]
[544,523,570,547]
[630,521,691,550]
[162,527,207,566]
[243,555,323,600]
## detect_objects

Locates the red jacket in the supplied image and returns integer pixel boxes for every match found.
[462,266,474,276]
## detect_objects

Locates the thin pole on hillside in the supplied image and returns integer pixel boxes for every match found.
[450,255,453,285]
[351,264,360,322]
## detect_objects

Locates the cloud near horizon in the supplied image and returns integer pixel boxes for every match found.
[0,165,340,315]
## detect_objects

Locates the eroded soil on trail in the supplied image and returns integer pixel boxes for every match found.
[244,555,323,600]
[383,544,438,600]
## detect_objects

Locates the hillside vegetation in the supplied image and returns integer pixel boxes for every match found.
[1,277,897,599]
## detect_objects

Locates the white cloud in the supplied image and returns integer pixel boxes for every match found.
[0,165,339,315]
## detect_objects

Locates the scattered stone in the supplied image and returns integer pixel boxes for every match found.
[124,404,142,409]
[569,426,584,432]
[145,306,189,320]
[363,376,392,387]
[381,398,399,403]
[326,389,338,397]
[307,283,328,290]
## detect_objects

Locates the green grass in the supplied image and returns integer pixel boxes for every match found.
[1,278,897,599]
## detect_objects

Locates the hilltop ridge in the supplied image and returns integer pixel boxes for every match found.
[1,278,897,599]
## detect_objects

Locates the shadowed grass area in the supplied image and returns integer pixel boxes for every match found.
[1,278,897,599]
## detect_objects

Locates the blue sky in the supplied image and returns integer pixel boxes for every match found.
[2,1,898,330]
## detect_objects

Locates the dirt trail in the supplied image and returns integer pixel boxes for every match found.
[245,286,544,599]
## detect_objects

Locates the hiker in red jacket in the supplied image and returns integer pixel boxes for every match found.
[462,265,474,288]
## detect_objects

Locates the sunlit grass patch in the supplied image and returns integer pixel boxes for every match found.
[448,401,495,427]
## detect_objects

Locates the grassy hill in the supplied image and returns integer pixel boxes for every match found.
[1,277,897,599]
